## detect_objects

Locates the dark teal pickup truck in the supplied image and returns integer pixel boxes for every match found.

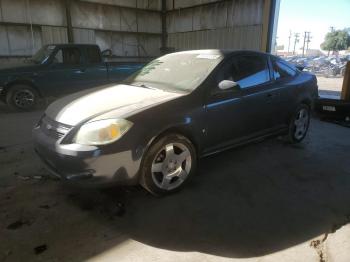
[0,44,145,110]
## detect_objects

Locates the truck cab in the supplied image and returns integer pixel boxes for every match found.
[0,44,145,110]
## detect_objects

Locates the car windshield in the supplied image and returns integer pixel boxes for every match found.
[124,51,224,92]
[31,45,56,64]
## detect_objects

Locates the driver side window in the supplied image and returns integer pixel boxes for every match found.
[231,55,270,89]
[216,54,271,90]
[52,48,81,65]
[53,50,63,64]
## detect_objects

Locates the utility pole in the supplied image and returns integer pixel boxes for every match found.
[302,31,311,57]
[274,36,278,55]
[293,33,300,55]
[306,32,311,52]
[287,30,292,55]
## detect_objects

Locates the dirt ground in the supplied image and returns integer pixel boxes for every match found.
[0,101,350,262]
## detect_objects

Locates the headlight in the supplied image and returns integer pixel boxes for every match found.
[74,119,133,145]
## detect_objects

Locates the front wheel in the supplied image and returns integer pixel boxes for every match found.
[6,85,39,111]
[287,104,311,143]
[140,134,197,196]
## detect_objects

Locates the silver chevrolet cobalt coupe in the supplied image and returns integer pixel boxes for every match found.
[33,50,318,196]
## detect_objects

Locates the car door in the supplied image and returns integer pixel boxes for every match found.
[269,57,299,127]
[81,46,109,88]
[38,47,87,96]
[204,54,276,152]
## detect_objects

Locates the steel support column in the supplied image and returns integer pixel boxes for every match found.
[261,0,278,53]
[65,0,74,43]
[341,62,350,101]
[160,0,168,54]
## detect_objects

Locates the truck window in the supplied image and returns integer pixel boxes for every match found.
[86,47,101,63]
[53,48,81,65]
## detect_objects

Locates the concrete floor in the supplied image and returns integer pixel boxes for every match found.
[1,102,350,262]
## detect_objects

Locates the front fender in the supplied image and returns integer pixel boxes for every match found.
[4,74,42,97]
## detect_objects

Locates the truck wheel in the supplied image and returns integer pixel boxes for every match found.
[287,104,311,143]
[140,133,197,196]
[6,85,39,111]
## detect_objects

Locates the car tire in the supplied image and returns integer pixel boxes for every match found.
[6,84,39,111]
[287,104,311,143]
[139,133,197,196]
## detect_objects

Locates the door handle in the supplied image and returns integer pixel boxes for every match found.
[76,69,86,74]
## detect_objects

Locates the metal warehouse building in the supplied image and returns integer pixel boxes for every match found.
[3,0,350,261]
[0,0,279,62]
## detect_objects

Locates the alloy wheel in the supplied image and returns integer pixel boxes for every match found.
[151,142,192,191]
[294,108,309,140]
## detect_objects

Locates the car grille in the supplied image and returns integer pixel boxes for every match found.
[39,115,72,140]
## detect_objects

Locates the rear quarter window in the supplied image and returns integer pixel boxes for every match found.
[272,58,297,80]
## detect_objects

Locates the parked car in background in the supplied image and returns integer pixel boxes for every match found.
[33,50,318,196]
[285,54,349,77]
[0,44,145,110]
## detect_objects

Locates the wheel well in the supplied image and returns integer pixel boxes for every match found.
[148,126,200,157]
[301,98,311,107]
[137,126,200,183]
[285,99,312,125]
[4,81,41,98]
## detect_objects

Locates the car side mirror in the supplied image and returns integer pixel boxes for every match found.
[296,65,305,71]
[218,80,240,91]
[101,49,112,57]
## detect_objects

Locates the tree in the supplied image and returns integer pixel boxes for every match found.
[321,28,350,55]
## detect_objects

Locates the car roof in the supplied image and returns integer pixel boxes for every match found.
[170,49,271,58]
[45,44,99,48]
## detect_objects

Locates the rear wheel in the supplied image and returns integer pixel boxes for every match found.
[140,134,197,196]
[288,104,311,143]
[6,85,39,111]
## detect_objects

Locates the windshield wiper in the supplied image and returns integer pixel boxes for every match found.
[132,83,158,90]
[140,84,156,89]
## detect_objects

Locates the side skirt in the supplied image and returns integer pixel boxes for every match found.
[200,126,288,158]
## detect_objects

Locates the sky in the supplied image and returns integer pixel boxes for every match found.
[276,0,350,52]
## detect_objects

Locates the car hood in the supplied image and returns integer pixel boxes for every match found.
[46,84,184,126]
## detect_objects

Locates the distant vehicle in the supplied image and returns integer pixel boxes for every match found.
[0,44,145,110]
[286,54,348,78]
[33,50,318,196]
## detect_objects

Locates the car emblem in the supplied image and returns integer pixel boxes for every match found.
[46,123,53,130]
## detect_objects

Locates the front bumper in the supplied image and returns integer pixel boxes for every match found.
[32,125,142,187]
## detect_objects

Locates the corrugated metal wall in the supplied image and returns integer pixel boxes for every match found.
[166,0,264,51]
[0,0,267,62]
[0,0,66,57]
[0,0,162,60]
[70,0,162,57]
